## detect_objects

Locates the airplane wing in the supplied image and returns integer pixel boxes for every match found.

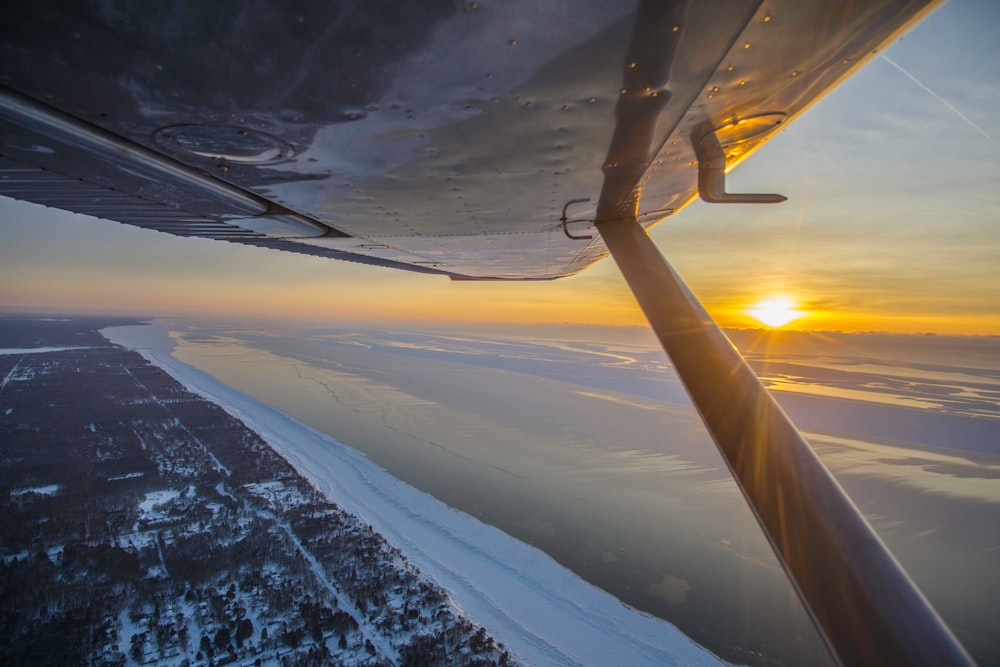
[2,2,977,666]
[2,0,934,279]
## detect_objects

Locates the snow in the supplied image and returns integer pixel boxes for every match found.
[11,484,60,497]
[2,550,29,564]
[108,472,145,481]
[243,481,312,513]
[46,545,64,563]
[138,489,181,515]
[118,530,155,551]
[102,322,725,667]
[0,346,94,355]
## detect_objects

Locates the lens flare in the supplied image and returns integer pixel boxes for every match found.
[748,298,803,328]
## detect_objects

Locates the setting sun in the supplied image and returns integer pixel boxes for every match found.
[747,298,804,328]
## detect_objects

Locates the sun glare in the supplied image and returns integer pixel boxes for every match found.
[747,298,803,328]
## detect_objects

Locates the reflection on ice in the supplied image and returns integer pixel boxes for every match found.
[592,450,719,478]
[573,389,661,410]
[809,433,1000,504]
[647,574,691,606]
[146,320,999,667]
[764,376,945,409]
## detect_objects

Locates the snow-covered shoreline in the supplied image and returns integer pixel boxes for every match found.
[102,321,724,667]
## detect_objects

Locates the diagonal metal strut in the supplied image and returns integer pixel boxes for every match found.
[596,215,974,666]
[595,1,972,661]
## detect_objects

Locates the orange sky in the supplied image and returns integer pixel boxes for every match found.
[1,1,998,336]
[2,205,997,335]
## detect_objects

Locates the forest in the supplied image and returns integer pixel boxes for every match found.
[0,316,514,666]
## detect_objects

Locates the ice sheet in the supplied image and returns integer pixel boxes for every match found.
[103,321,724,667]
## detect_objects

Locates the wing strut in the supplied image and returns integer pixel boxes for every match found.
[596,215,975,666]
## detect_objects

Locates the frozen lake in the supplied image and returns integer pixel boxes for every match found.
[124,320,1000,666]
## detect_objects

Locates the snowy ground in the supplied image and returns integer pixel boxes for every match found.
[103,321,725,667]
[0,346,95,354]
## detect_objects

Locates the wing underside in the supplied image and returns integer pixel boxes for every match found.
[1,0,936,279]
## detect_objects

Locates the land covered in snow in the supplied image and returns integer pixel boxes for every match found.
[0,315,721,666]
[101,319,724,667]
[0,316,515,666]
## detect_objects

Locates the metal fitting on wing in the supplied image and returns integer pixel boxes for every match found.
[693,119,786,204]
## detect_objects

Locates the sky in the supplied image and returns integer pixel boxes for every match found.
[1,0,998,335]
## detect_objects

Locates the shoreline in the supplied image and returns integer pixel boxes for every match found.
[102,320,724,667]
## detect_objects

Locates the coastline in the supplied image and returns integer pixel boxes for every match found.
[102,320,724,667]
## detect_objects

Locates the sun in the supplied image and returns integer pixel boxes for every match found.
[747,298,804,328]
